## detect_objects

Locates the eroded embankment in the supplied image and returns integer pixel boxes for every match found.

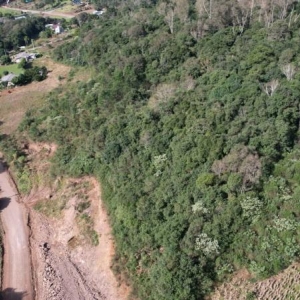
[23,143,129,300]
[211,263,300,300]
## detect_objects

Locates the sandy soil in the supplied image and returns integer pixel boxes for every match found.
[0,157,33,300]
[23,143,130,300]
[28,179,129,300]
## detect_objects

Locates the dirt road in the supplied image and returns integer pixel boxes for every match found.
[0,161,33,300]
[0,6,75,18]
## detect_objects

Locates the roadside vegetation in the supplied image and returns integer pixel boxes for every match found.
[3,0,300,299]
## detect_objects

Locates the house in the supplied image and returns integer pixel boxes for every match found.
[13,52,37,63]
[54,24,63,34]
[45,23,64,34]
[1,73,17,86]
[72,0,83,5]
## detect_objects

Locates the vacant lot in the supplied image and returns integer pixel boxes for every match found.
[0,57,70,134]
[0,7,20,15]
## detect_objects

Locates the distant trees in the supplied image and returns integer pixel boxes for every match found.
[0,55,11,65]
[0,16,47,50]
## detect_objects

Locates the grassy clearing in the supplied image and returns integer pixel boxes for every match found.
[0,89,45,134]
[0,7,21,15]
[0,64,24,76]
[54,3,75,13]
[0,57,70,134]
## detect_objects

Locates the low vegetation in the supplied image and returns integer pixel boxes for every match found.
[34,196,67,218]
[3,0,300,299]
[0,64,24,76]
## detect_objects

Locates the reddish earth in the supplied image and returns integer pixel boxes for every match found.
[27,177,130,300]
[210,263,300,300]
[0,157,33,300]
[0,143,130,299]
[24,143,130,300]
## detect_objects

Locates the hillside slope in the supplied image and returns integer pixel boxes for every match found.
[11,1,300,299]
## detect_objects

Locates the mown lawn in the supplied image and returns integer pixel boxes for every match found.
[0,7,20,15]
[0,64,24,76]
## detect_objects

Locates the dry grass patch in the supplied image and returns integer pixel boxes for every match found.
[34,196,67,218]
[0,58,71,134]
[54,3,76,13]
[148,83,177,111]
[210,263,300,300]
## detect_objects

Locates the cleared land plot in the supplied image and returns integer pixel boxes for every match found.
[0,7,21,15]
[0,58,70,134]
[53,3,76,13]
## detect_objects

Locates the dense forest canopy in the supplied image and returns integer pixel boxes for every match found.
[5,0,300,299]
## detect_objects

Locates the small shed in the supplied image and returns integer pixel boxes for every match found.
[54,24,63,34]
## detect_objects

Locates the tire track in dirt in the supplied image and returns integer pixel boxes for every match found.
[0,159,33,300]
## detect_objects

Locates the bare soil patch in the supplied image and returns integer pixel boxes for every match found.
[210,263,300,300]
[23,143,130,300]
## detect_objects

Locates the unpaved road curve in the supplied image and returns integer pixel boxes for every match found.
[0,161,33,300]
[0,5,76,18]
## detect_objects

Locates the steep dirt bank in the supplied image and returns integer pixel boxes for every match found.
[23,143,130,300]
[28,180,129,300]
[210,263,300,300]
[0,158,33,300]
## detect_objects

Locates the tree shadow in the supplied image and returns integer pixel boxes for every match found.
[0,157,8,174]
[0,288,27,300]
[0,198,10,211]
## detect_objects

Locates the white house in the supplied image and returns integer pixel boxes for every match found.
[54,24,63,34]
[45,23,64,34]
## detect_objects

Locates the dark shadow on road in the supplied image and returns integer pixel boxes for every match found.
[0,288,27,300]
[0,198,10,211]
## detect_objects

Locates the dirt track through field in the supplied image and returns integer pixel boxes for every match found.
[0,6,75,18]
[0,160,33,300]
